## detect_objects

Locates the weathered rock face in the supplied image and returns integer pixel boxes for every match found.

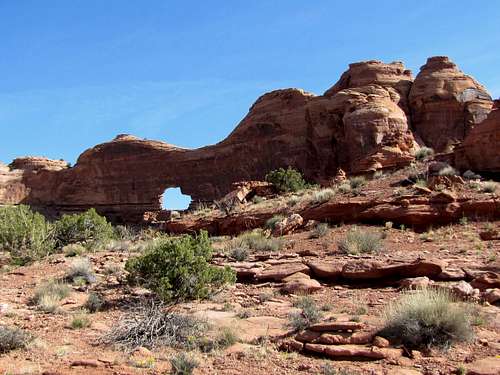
[324,60,413,114]
[0,56,496,223]
[409,56,493,152]
[0,163,27,205]
[454,100,500,174]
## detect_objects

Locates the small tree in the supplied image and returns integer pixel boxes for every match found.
[0,205,55,264]
[54,208,114,249]
[265,167,307,193]
[125,231,236,302]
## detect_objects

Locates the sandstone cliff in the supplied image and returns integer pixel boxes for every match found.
[1,56,497,222]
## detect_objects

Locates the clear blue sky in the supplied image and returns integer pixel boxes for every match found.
[1,1,499,208]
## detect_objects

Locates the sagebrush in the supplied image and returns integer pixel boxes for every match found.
[338,227,383,254]
[379,288,473,349]
[265,167,308,193]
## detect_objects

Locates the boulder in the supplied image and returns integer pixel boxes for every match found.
[281,278,322,294]
[471,273,500,290]
[306,260,343,279]
[482,289,500,304]
[272,213,304,235]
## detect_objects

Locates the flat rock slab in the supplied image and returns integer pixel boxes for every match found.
[341,259,444,281]
[304,343,402,360]
[466,357,500,375]
[255,262,310,281]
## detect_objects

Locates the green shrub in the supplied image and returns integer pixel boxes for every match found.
[54,208,114,249]
[0,205,55,264]
[338,227,383,255]
[289,296,322,331]
[170,352,199,375]
[0,326,32,353]
[415,147,434,161]
[125,231,236,302]
[379,288,473,349]
[265,167,307,193]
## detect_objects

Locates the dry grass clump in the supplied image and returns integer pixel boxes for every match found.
[70,310,91,329]
[309,188,336,204]
[229,246,249,261]
[337,227,383,254]
[481,181,498,193]
[337,176,366,194]
[379,288,473,349]
[62,243,86,257]
[84,292,105,313]
[230,231,284,253]
[438,166,458,176]
[65,257,96,284]
[0,325,32,353]
[102,302,207,350]
[310,223,330,238]
[33,280,71,313]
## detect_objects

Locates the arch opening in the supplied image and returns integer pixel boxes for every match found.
[161,187,191,211]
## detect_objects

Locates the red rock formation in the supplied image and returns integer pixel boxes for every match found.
[0,56,496,223]
[409,56,493,152]
[454,99,500,174]
[0,163,27,205]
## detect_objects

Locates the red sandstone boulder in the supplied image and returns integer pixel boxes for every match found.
[409,56,493,152]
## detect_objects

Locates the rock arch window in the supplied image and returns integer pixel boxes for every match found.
[161,187,191,210]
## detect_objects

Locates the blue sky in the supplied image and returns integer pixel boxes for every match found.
[1,1,499,208]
